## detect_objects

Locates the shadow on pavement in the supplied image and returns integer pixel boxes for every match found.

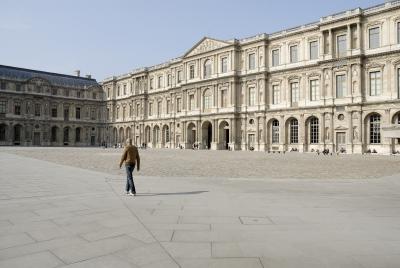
[135,191,209,196]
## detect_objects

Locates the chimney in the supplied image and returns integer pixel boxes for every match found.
[85,74,92,79]
[74,70,80,77]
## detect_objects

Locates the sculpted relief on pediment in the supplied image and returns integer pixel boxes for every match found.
[186,38,230,57]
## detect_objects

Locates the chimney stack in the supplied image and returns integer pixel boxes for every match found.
[85,74,92,79]
[74,70,80,77]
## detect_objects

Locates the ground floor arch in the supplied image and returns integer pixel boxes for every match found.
[218,120,229,150]
[187,122,196,147]
[201,121,212,150]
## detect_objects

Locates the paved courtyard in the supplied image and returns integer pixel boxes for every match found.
[1,148,400,267]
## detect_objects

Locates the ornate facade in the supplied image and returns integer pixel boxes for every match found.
[2,1,400,154]
[0,66,106,146]
[103,1,400,154]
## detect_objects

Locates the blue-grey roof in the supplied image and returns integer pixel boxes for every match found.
[0,65,99,88]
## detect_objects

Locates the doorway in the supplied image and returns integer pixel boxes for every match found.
[33,132,40,146]
[336,132,346,152]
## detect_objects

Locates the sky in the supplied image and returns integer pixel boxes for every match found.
[1,0,385,81]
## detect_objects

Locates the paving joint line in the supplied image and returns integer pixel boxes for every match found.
[104,178,182,268]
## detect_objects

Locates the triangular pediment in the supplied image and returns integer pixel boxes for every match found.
[184,37,232,57]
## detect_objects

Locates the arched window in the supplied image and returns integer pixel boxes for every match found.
[290,119,298,144]
[370,114,381,144]
[272,120,279,144]
[310,117,319,144]
[203,89,212,111]
[204,60,212,78]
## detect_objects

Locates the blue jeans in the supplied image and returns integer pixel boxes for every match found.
[125,164,136,193]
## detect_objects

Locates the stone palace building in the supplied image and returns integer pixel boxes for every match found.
[2,1,400,154]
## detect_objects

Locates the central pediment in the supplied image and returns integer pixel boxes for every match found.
[184,37,232,58]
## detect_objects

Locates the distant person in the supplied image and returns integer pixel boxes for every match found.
[119,138,140,196]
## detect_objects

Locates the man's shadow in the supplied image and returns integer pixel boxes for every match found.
[135,191,209,196]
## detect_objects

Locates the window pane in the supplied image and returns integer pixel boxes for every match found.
[336,75,346,98]
[310,41,318,60]
[249,54,255,70]
[370,71,381,96]
[221,57,228,73]
[290,46,298,63]
[337,35,346,56]
[249,87,256,106]
[272,120,279,144]
[369,27,380,49]
[273,85,280,104]
[370,115,381,144]
[272,50,279,66]
[290,119,298,144]
[310,118,319,144]
[310,80,320,101]
[291,82,299,103]
[398,22,400,44]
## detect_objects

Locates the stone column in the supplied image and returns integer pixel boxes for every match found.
[329,29,333,56]
[357,23,362,51]
[347,24,352,55]
[299,114,305,152]
[280,115,285,151]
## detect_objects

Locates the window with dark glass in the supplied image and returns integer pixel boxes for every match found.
[272,120,279,144]
[369,27,380,49]
[189,65,195,79]
[14,102,21,115]
[76,107,81,119]
[370,71,381,96]
[370,114,381,144]
[290,119,299,144]
[34,103,41,116]
[310,41,318,60]
[0,101,6,113]
[310,117,319,144]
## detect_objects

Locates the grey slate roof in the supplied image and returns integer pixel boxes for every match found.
[0,65,99,88]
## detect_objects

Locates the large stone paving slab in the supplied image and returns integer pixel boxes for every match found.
[1,149,400,267]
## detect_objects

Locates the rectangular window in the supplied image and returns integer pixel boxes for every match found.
[189,65,195,79]
[150,78,154,90]
[76,107,81,119]
[370,71,382,96]
[221,57,228,73]
[290,82,299,103]
[123,84,127,95]
[0,82,6,90]
[272,49,279,67]
[149,103,153,116]
[91,109,96,120]
[0,101,6,113]
[310,80,320,101]
[65,89,69,97]
[398,69,400,99]
[272,85,280,104]
[158,76,163,88]
[336,74,346,98]
[290,45,298,63]
[189,95,195,111]
[310,41,319,60]
[221,90,227,108]
[369,27,380,49]
[398,22,400,44]
[52,88,57,95]
[177,98,182,112]
[248,53,256,70]
[248,87,256,106]
[14,102,21,115]
[337,35,347,57]
[177,71,182,83]
[64,108,69,120]
[167,100,171,114]
[51,108,57,118]
[167,75,171,86]
[136,104,140,116]
[157,101,162,116]
[34,103,41,116]
[92,92,96,99]
[16,84,21,91]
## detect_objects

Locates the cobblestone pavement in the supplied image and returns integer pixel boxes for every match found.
[1,148,400,267]
[4,147,400,179]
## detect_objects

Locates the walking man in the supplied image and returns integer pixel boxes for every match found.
[119,138,140,196]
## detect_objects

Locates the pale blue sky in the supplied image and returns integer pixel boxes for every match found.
[1,0,384,81]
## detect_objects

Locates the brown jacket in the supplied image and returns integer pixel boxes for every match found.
[119,145,140,169]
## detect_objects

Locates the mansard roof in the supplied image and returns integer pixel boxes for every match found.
[0,65,99,88]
